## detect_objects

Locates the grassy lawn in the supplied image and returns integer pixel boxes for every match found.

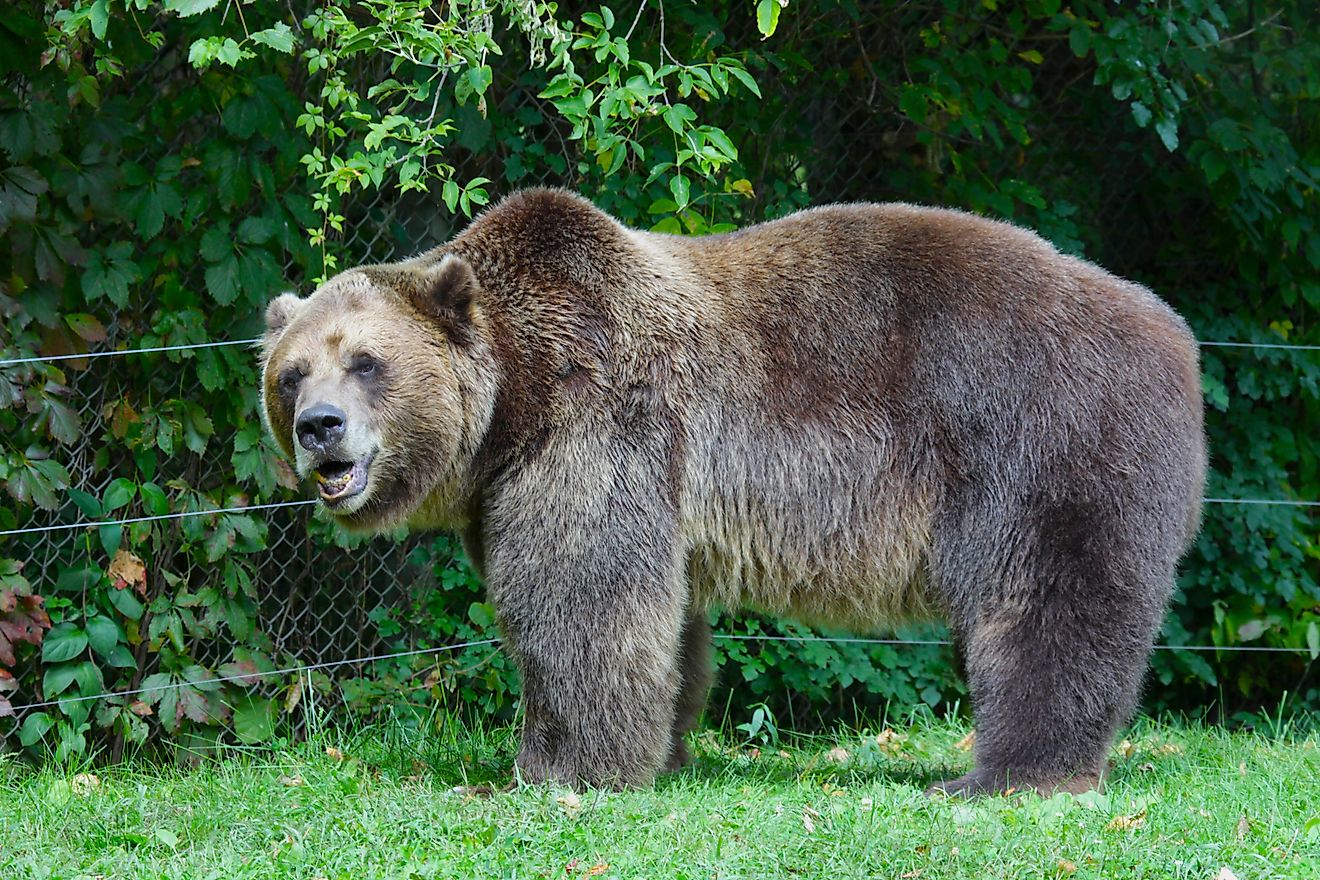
[3,715,1317,879]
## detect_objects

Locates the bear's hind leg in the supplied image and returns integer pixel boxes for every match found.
[931,500,1175,797]
[665,612,714,773]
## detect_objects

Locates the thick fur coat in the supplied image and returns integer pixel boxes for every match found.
[260,188,1206,794]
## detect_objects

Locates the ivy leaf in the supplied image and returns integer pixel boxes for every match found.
[84,614,121,659]
[199,225,231,261]
[6,458,71,511]
[17,711,54,747]
[64,313,107,343]
[249,24,295,53]
[43,659,100,696]
[205,255,241,305]
[139,482,169,516]
[41,622,87,663]
[233,695,278,743]
[166,0,223,17]
[66,488,102,518]
[41,396,81,445]
[236,216,279,245]
[102,478,136,512]
[0,164,45,235]
[106,587,144,621]
[81,243,140,307]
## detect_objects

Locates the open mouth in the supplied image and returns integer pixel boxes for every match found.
[313,452,375,506]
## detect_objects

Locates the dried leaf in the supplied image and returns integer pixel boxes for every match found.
[284,675,303,713]
[556,791,582,818]
[1116,739,1136,758]
[1057,859,1077,875]
[953,730,977,752]
[802,805,820,834]
[1214,869,1239,880]
[273,457,300,491]
[1236,816,1250,840]
[71,773,100,796]
[279,774,305,787]
[108,400,140,439]
[107,550,147,595]
[584,864,609,877]
[1106,809,1147,831]
[826,747,849,764]
[128,700,153,717]
[875,728,906,754]
[326,746,345,761]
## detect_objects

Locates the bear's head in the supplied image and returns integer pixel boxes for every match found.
[259,254,496,532]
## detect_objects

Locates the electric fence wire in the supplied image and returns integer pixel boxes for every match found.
[3,335,1320,368]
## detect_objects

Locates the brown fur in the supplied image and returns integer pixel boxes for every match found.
[260,188,1206,795]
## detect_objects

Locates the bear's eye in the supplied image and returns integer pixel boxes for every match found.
[279,368,303,393]
[349,354,378,377]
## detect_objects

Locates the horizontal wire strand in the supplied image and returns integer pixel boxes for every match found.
[3,494,1313,539]
[0,338,260,368]
[5,633,1312,715]
[1199,340,1320,351]
[2,336,1318,368]
[0,500,319,538]
[1202,498,1319,507]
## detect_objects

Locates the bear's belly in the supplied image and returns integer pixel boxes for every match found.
[683,506,938,630]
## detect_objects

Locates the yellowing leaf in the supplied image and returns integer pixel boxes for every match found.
[1106,809,1147,831]
[107,550,147,595]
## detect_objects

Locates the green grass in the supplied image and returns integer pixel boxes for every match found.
[3,715,1317,879]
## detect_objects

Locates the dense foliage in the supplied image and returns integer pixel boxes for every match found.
[0,0,1315,760]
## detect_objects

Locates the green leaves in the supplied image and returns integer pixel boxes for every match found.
[756,0,785,39]
[166,0,222,16]
[41,623,87,663]
[81,242,140,307]
[232,695,278,743]
[250,24,295,54]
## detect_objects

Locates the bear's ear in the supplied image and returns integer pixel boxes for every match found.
[408,255,482,343]
[260,292,304,362]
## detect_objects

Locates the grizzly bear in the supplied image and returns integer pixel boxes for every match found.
[259,188,1206,795]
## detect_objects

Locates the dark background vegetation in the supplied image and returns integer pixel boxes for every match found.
[1,0,1316,760]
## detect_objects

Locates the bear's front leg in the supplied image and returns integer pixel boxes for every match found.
[482,452,687,790]
[504,602,685,789]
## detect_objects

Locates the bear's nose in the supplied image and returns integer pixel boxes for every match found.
[296,403,347,452]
